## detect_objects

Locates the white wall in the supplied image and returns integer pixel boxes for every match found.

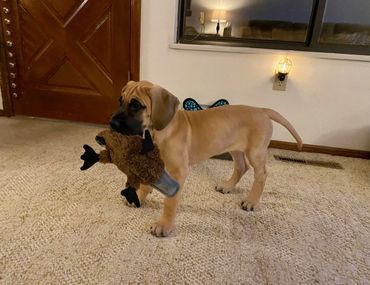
[140,1,370,151]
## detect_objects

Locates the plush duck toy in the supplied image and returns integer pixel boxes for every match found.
[80,130,179,207]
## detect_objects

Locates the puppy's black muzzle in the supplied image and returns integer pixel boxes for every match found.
[109,117,123,132]
[109,112,143,136]
[110,112,127,133]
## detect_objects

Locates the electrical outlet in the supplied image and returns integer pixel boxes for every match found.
[272,74,288,91]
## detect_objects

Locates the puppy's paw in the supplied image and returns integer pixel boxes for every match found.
[150,220,174,237]
[241,200,257,211]
[215,184,234,194]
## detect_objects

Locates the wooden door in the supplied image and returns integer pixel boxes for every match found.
[0,0,139,124]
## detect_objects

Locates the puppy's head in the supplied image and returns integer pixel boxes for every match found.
[110,81,179,135]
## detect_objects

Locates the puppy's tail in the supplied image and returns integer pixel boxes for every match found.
[263,108,303,151]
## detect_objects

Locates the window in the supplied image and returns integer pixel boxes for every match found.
[319,0,370,46]
[177,0,370,55]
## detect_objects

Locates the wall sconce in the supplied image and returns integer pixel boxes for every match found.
[211,10,227,35]
[273,56,292,91]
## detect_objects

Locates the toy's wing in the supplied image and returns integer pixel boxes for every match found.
[183,98,203,111]
[209,99,229,108]
[95,135,106,146]
[140,130,155,154]
[80,144,99,170]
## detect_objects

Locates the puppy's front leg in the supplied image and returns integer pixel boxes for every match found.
[136,184,153,204]
[150,167,187,237]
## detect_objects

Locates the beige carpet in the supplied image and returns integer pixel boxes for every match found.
[0,116,369,285]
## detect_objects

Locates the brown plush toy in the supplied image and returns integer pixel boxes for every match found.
[80,130,179,207]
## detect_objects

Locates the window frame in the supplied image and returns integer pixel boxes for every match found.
[177,0,370,56]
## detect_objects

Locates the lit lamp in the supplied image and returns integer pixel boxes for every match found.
[277,56,292,81]
[273,56,292,91]
[199,11,205,33]
[211,10,227,35]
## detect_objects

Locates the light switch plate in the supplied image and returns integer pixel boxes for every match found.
[272,74,288,91]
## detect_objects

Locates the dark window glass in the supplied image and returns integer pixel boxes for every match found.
[179,0,370,55]
[319,0,370,46]
[183,0,315,42]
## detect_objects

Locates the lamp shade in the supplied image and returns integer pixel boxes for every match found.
[278,57,292,74]
[211,10,227,23]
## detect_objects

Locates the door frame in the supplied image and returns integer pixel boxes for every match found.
[130,0,141,82]
[0,0,141,117]
[0,9,13,117]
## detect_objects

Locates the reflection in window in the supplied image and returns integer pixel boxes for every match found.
[320,0,370,46]
[184,0,314,42]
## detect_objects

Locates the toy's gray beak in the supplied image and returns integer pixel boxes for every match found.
[151,170,180,197]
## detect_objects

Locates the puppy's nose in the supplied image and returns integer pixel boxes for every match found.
[110,119,120,131]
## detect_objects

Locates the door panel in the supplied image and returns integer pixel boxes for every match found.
[2,0,133,123]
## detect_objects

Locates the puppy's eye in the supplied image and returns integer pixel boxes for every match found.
[129,99,143,111]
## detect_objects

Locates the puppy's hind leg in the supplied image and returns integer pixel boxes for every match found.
[241,149,268,211]
[215,151,249,194]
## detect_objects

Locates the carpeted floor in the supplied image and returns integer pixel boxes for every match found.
[0,116,369,285]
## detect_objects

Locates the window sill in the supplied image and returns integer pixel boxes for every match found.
[169,43,370,62]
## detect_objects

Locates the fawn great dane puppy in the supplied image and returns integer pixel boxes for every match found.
[110,80,302,237]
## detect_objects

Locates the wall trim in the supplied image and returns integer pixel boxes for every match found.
[212,140,370,160]
[270,140,370,159]
[169,43,370,62]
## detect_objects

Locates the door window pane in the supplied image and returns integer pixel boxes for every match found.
[320,0,370,45]
[183,0,314,42]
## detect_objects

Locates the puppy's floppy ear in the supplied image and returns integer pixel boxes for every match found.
[150,85,180,131]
